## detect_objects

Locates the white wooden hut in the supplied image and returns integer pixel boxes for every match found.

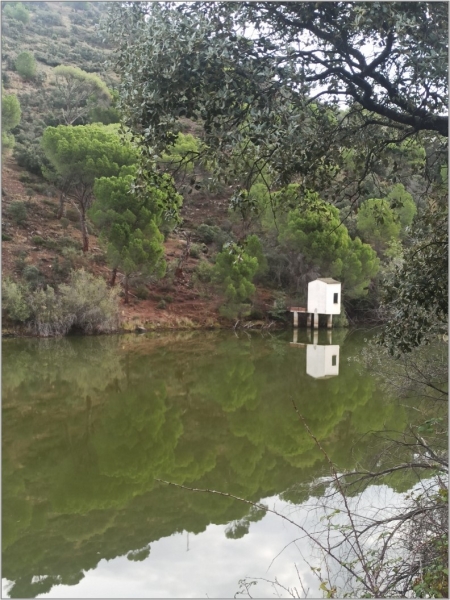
[307,278,341,328]
[306,344,340,379]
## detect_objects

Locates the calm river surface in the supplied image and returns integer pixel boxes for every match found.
[2,329,420,598]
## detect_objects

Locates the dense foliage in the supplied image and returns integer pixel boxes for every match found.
[213,242,259,319]
[91,170,182,301]
[105,2,447,205]
[41,124,137,251]
[3,2,30,24]
[2,90,21,152]
[53,65,111,125]
[15,50,37,79]
[380,201,448,355]
[278,193,379,299]
[2,269,119,336]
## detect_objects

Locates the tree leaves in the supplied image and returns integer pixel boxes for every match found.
[91,169,182,298]
[379,202,448,355]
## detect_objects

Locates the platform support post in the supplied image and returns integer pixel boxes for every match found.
[313,313,319,329]
[327,314,333,329]
[307,313,312,328]
[293,311,298,328]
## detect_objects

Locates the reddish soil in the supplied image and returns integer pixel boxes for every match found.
[2,156,276,332]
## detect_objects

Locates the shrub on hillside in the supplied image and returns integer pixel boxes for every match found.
[2,270,119,336]
[22,265,42,289]
[3,21,23,39]
[4,2,30,24]
[4,56,16,72]
[196,223,220,244]
[35,71,47,87]
[15,51,37,80]
[2,72,11,89]
[333,311,350,328]
[69,12,87,25]
[2,132,15,152]
[35,11,63,27]
[35,52,61,67]
[2,90,21,153]
[30,182,47,194]
[2,278,31,322]
[196,223,231,248]
[268,291,288,321]
[89,105,121,125]
[14,141,49,176]
[193,260,213,283]
[189,243,202,259]
[7,201,28,225]
[57,269,119,334]
[135,285,149,300]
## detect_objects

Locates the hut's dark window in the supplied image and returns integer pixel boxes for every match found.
[333,293,339,304]
[332,355,337,366]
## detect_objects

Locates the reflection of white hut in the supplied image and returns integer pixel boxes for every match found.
[307,278,341,328]
[306,344,340,379]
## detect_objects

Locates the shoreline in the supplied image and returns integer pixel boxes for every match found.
[1,318,380,339]
[1,319,286,339]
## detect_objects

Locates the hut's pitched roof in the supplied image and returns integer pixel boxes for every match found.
[315,278,340,285]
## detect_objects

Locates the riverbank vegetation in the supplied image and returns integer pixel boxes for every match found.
[2,1,447,336]
[2,269,119,336]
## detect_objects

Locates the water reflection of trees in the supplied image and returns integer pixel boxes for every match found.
[3,332,408,597]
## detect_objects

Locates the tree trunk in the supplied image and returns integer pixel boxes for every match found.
[124,274,129,304]
[80,209,89,253]
[110,267,118,287]
[57,192,66,219]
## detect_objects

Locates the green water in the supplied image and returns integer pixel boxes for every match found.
[2,329,416,598]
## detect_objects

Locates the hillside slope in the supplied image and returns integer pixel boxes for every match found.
[1,1,276,333]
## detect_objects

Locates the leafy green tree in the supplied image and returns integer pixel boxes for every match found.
[357,185,417,254]
[356,199,401,254]
[245,234,268,278]
[15,51,36,80]
[387,184,417,229]
[91,171,182,302]
[2,90,21,152]
[380,201,448,354]
[280,192,379,299]
[4,2,30,24]
[2,90,21,131]
[339,236,381,300]
[41,124,137,252]
[213,243,259,319]
[88,105,121,125]
[160,132,201,173]
[53,66,112,125]
[104,2,447,208]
